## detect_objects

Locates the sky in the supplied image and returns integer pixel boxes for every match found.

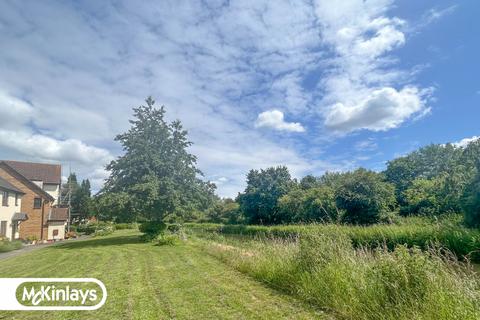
[0,0,478,198]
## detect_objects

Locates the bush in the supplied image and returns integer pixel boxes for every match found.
[157,234,180,246]
[139,221,167,242]
[336,169,397,225]
[65,231,77,239]
[0,239,23,252]
[24,235,38,243]
[278,186,342,223]
[94,226,114,237]
[77,221,115,235]
[115,222,138,230]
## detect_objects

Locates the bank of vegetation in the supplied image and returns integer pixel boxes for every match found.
[198,229,480,320]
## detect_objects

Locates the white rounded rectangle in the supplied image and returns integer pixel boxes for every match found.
[0,278,107,310]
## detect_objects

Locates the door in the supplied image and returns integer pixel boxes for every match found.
[12,221,18,239]
[0,221,7,237]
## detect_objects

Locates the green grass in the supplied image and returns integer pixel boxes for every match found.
[186,217,480,261]
[0,230,328,320]
[199,229,480,320]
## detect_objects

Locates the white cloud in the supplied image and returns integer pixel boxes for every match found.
[325,87,431,132]
[0,130,113,165]
[255,110,305,132]
[0,91,35,129]
[453,136,479,148]
[314,0,431,133]
[0,1,443,196]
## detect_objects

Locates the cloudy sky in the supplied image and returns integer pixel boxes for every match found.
[0,0,478,197]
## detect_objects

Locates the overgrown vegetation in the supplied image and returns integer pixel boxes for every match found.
[187,215,480,262]
[200,229,480,320]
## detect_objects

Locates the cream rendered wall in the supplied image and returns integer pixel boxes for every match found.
[0,192,22,240]
[43,184,60,205]
[47,221,66,240]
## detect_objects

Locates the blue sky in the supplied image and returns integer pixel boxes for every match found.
[0,0,478,197]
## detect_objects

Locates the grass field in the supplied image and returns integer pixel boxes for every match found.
[0,230,328,320]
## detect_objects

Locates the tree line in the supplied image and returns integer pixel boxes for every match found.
[206,142,480,226]
[83,98,480,228]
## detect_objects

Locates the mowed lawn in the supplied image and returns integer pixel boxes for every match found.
[0,230,327,320]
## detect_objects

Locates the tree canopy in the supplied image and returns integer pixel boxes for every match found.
[236,166,296,224]
[100,97,216,222]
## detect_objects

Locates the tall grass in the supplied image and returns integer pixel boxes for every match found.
[201,228,480,320]
[186,217,480,262]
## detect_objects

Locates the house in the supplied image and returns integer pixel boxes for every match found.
[0,161,67,241]
[0,177,26,240]
[3,160,61,205]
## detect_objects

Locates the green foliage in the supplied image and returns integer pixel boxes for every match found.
[0,239,23,252]
[336,169,396,225]
[114,222,138,230]
[102,97,216,223]
[92,192,133,222]
[204,229,480,320]
[204,198,242,224]
[94,225,114,237]
[157,234,180,246]
[77,221,115,235]
[139,221,167,242]
[299,175,319,190]
[62,173,92,219]
[384,143,478,221]
[403,178,440,215]
[278,186,341,223]
[237,166,296,224]
[187,215,480,262]
[463,169,480,227]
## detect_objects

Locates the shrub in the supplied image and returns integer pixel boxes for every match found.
[139,221,167,242]
[278,186,342,223]
[0,239,23,252]
[157,234,180,246]
[336,169,397,225]
[77,221,115,235]
[65,231,77,239]
[115,222,138,230]
[94,226,114,237]
[24,235,38,243]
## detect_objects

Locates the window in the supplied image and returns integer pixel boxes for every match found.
[15,193,19,206]
[53,229,59,237]
[0,221,6,237]
[33,197,42,209]
[2,191,8,207]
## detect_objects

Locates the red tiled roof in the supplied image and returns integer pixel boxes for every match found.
[3,160,61,184]
[48,207,69,221]
[0,176,25,194]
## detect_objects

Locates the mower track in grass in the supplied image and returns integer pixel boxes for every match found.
[0,230,329,320]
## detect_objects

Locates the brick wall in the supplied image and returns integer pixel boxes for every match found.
[0,166,51,240]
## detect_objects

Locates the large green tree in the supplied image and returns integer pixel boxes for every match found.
[385,144,464,210]
[236,166,296,224]
[336,168,396,225]
[278,186,341,223]
[101,97,216,222]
